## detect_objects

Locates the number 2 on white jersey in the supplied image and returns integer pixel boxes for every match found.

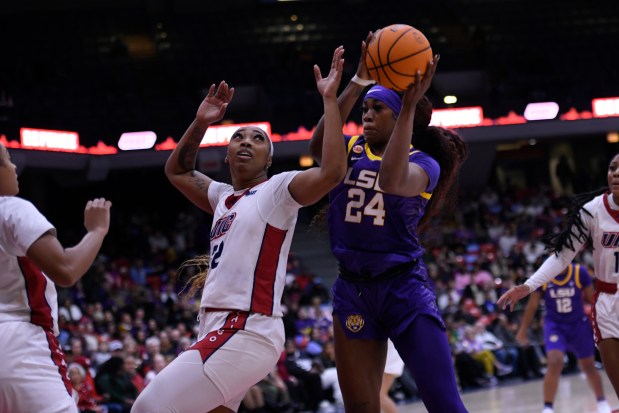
[344,188,385,226]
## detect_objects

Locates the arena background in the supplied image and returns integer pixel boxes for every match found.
[2,0,619,283]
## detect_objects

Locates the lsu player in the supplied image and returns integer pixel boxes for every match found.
[515,262,611,413]
[131,46,347,413]
[499,152,619,402]
[309,34,469,413]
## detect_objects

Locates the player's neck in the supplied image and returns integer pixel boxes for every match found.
[231,173,268,191]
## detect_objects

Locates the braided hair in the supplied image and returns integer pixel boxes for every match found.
[543,187,607,254]
[178,254,210,297]
[412,96,468,231]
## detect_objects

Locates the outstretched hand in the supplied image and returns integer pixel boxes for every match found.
[402,54,440,108]
[196,81,235,126]
[354,31,374,82]
[84,198,112,235]
[314,46,345,99]
[497,284,531,312]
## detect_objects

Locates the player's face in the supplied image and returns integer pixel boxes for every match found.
[607,154,619,197]
[0,145,19,196]
[227,127,272,174]
[362,98,398,149]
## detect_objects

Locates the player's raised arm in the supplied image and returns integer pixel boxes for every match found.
[289,46,347,206]
[378,56,439,196]
[308,32,374,164]
[165,81,234,214]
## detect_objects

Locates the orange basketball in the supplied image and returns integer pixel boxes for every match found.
[365,24,433,92]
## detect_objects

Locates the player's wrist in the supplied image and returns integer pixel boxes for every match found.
[351,74,376,87]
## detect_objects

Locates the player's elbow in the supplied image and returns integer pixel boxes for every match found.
[308,140,323,164]
[44,261,83,287]
[378,174,403,194]
[48,269,79,288]
[322,164,346,187]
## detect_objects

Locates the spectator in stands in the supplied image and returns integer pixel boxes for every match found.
[143,353,166,387]
[284,338,324,412]
[309,34,468,412]
[131,46,348,413]
[68,363,107,413]
[0,142,111,413]
[95,356,138,413]
[490,313,542,380]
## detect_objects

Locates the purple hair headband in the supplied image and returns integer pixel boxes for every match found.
[363,85,402,116]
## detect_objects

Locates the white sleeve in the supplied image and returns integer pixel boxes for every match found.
[1,197,55,256]
[207,181,231,211]
[257,171,302,228]
[524,210,591,291]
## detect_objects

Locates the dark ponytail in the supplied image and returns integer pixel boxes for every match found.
[412,96,468,231]
[543,187,607,254]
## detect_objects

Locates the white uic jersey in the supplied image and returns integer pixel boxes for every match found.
[583,193,619,284]
[0,196,58,334]
[202,171,302,317]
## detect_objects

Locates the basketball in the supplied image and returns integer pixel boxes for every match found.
[365,24,433,92]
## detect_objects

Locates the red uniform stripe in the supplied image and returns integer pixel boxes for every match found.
[250,225,286,316]
[44,329,73,395]
[18,257,72,395]
[190,311,249,363]
[591,290,603,344]
[18,256,54,330]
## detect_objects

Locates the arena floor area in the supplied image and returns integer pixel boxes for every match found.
[402,372,619,413]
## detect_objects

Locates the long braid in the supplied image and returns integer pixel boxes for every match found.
[178,254,210,297]
[412,97,469,231]
[543,188,607,254]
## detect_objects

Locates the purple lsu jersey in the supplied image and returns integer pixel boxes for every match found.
[328,135,440,277]
[542,263,592,324]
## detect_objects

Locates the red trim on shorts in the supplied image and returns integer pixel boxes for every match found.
[591,289,603,344]
[18,256,54,330]
[596,279,618,294]
[44,329,73,396]
[190,311,249,363]
[250,224,286,316]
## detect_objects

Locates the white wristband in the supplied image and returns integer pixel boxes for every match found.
[351,74,376,87]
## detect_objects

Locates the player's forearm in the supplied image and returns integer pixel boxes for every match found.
[518,294,539,335]
[318,98,347,184]
[165,119,208,177]
[525,252,576,292]
[309,80,366,162]
[379,107,414,191]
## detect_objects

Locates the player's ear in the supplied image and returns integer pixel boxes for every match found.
[265,155,272,170]
[224,154,229,163]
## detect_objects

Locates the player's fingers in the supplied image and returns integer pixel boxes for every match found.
[313,65,322,83]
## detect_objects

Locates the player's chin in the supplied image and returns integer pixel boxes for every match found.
[364,133,386,147]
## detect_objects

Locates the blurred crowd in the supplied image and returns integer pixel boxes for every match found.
[56,185,597,413]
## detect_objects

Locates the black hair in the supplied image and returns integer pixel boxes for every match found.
[412,96,468,231]
[543,187,607,254]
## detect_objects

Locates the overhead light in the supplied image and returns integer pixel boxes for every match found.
[524,102,559,121]
[607,132,619,143]
[299,155,314,167]
[443,95,457,104]
[118,131,157,150]
[430,106,484,128]
[593,97,619,118]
